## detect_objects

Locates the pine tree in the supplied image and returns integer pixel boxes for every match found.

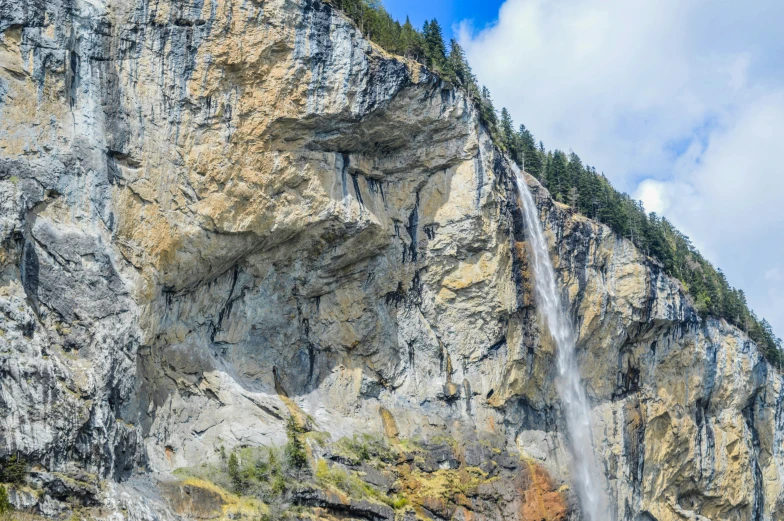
[568,186,579,210]
[500,108,516,153]
[285,415,308,472]
[422,19,447,71]
[473,85,500,141]
[401,16,424,60]
[567,152,582,185]
[448,39,477,93]
[517,124,540,175]
[548,150,568,201]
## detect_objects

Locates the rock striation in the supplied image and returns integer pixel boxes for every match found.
[0,0,782,519]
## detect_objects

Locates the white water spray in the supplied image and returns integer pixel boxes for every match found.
[512,164,607,521]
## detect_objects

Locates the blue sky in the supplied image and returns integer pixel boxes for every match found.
[388,0,784,339]
[383,0,503,40]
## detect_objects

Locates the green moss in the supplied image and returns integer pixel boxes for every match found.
[396,465,493,509]
[314,459,402,509]
[174,434,497,520]
[431,435,459,452]
[305,430,331,447]
[332,434,395,467]
[390,496,409,510]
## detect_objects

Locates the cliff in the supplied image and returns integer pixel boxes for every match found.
[0,0,782,520]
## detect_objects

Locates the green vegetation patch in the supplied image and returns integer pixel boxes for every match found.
[172,424,537,521]
[314,459,402,508]
[0,486,10,516]
[0,455,27,485]
[331,433,396,467]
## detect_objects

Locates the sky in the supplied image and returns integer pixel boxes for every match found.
[384,0,504,40]
[386,0,784,338]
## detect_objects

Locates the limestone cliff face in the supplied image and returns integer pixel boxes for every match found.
[0,0,782,520]
[526,189,784,521]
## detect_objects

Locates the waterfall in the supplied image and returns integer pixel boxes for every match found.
[512,164,607,521]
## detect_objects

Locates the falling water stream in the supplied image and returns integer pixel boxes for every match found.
[513,164,607,521]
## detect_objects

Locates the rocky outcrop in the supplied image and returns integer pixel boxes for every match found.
[524,185,784,521]
[1,0,782,519]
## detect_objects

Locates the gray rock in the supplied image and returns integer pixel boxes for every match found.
[0,0,782,520]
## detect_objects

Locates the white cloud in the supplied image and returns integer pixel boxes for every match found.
[635,179,667,216]
[637,93,784,330]
[459,0,784,334]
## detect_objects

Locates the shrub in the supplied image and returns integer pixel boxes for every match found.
[270,474,286,495]
[391,496,409,510]
[0,455,26,484]
[174,444,296,507]
[333,434,394,466]
[227,452,243,492]
[0,485,10,515]
[315,459,396,507]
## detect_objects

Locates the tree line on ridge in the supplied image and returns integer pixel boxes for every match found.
[326,0,784,368]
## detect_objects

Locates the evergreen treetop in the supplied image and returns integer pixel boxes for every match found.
[326,0,783,370]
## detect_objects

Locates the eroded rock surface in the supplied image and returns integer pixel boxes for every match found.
[1,0,782,519]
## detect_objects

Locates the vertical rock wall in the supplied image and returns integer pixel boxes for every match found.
[1,0,782,519]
